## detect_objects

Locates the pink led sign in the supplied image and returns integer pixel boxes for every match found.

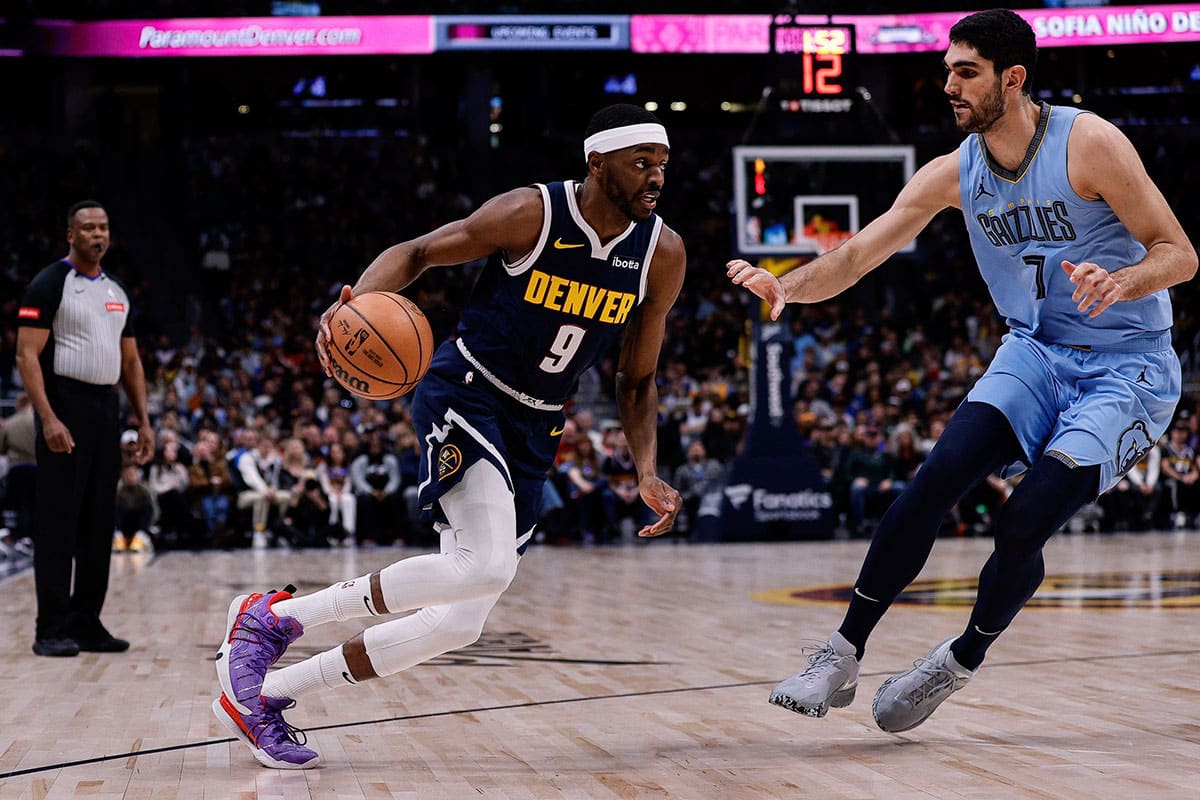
[630,14,825,54]
[633,5,1200,54]
[840,4,1200,53]
[39,16,434,57]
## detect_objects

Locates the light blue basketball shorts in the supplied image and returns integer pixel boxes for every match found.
[966,330,1180,494]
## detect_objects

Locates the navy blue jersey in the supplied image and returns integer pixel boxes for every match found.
[451,180,663,408]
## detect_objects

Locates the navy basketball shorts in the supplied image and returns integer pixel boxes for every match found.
[966,330,1180,493]
[411,360,565,554]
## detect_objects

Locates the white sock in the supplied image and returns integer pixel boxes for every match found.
[272,574,380,629]
[829,631,857,658]
[262,645,354,700]
[944,646,976,678]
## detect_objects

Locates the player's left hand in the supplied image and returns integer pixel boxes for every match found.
[1062,260,1124,318]
[637,475,682,538]
[316,284,354,376]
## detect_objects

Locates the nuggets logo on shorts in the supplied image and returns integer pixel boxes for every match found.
[1116,420,1153,476]
[438,444,463,480]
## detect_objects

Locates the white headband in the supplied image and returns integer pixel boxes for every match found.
[583,122,669,160]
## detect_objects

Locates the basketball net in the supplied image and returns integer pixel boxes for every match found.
[808,230,853,256]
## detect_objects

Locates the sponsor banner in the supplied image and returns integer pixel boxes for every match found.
[695,454,834,541]
[436,16,627,51]
[633,6,1200,54]
[631,14,825,54]
[840,5,1200,53]
[745,318,806,458]
[691,314,835,541]
[27,6,1200,58]
[35,15,434,57]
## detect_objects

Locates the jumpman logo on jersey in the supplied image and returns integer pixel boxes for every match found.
[1134,368,1152,387]
[974,178,995,201]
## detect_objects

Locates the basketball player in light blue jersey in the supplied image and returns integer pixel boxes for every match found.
[210,104,686,768]
[728,9,1195,733]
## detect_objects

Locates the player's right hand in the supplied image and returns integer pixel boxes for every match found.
[316,284,354,376]
[726,259,786,320]
[42,417,74,454]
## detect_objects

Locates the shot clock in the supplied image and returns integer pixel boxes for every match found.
[770,18,855,97]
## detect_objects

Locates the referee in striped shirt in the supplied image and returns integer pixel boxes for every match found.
[15,200,155,657]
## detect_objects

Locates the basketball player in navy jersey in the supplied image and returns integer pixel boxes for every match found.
[729,9,1195,733]
[211,104,685,768]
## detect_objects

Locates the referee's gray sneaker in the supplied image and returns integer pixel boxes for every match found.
[872,637,975,733]
[768,632,859,717]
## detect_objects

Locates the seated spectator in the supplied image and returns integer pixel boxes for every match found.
[842,424,900,536]
[393,422,424,535]
[189,435,233,547]
[0,393,37,550]
[277,476,336,548]
[316,441,357,545]
[233,429,288,548]
[889,424,925,482]
[351,429,403,546]
[600,429,653,543]
[561,436,605,544]
[1159,421,1198,530]
[114,465,155,553]
[148,440,193,548]
[672,440,723,539]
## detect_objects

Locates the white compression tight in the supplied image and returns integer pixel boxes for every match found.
[263,460,519,697]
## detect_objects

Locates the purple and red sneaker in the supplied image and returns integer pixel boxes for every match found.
[212,692,319,769]
[215,586,304,714]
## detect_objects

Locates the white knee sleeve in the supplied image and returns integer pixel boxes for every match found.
[362,595,500,677]
[375,460,519,614]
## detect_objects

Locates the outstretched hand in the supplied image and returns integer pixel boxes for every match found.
[316,284,354,376]
[1061,260,1123,318]
[727,259,786,320]
[637,475,682,538]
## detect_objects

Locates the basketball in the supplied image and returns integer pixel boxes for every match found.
[326,291,434,400]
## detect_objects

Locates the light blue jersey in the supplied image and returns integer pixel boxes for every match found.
[960,102,1180,492]
[959,102,1172,350]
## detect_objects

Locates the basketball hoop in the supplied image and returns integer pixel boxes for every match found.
[808,231,853,256]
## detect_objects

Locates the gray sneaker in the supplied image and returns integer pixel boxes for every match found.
[768,633,859,718]
[872,637,974,733]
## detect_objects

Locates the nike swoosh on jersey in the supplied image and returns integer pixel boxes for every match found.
[553,238,585,250]
[550,426,566,436]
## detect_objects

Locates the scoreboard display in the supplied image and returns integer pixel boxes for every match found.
[770,20,854,97]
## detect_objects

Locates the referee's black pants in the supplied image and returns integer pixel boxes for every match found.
[33,377,120,641]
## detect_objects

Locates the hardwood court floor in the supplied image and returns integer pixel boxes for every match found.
[1,531,1197,799]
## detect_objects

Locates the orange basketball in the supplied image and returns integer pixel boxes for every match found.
[326,291,434,400]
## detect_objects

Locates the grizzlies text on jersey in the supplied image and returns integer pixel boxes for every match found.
[959,102,1172,350]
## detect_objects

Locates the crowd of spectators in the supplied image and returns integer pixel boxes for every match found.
[1,72,1198,556]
